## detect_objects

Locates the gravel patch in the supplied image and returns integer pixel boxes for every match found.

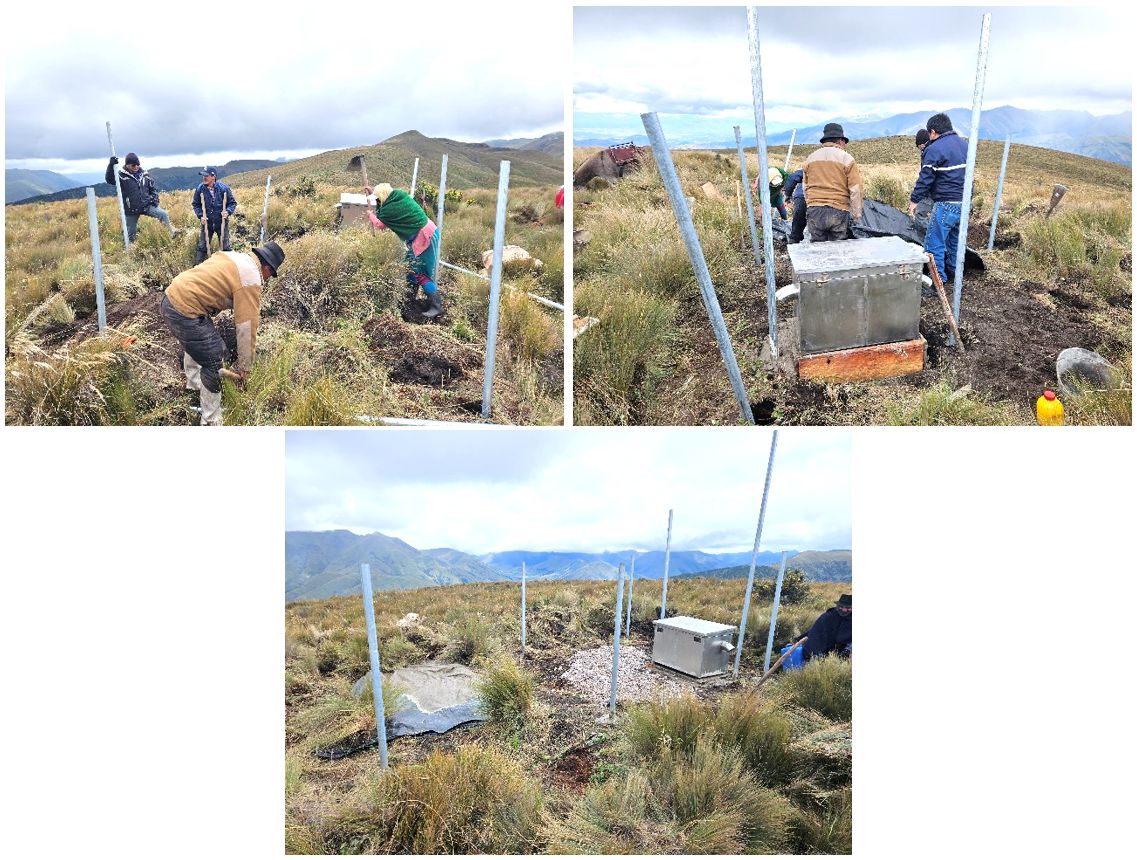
[560,644,686,706]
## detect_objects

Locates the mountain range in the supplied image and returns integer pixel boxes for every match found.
[285,530,852,602]
[575,105,1132,165]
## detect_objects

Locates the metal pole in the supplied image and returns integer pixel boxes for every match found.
[733,428,779,678]
[609,563,626,718]
[359,563,389,769]
[762,551,788,674]
[520,561,527,651]
[625,554,636,636]
[987,135,1010,252]
[641,112,755,425]
[85,188,107,333]
[747,7,779,360]
[433,154,449,281]
[410,157,420,197]
[659,509,674,619]
[105,122,130,249]
[951,11,992,345]
[735,126,763,271]
[481,161,511,419]
[259,176,272,244]
[784,129,797,172]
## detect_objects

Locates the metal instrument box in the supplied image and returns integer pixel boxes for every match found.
[652,616,736,678]
[788,235,927,354]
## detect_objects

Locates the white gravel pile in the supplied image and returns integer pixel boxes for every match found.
[561,644,685,705]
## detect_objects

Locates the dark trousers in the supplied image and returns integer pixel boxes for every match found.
[195,219,231,264]
[161,294,224,393]
[789,198,807,243]
[806,205,851,242]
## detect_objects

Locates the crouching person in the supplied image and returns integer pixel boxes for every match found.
[160,242,285,425]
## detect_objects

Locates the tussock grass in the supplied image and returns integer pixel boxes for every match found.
[774,654,853,722]
[1021,204,1131,294]
[476,659,535,726]
[1064,355,1132,425]
[886,380,1025,425]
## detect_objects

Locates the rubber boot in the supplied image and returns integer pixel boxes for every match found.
[183,352,203,392]
[199,388,223,426]
[422,288,443,319]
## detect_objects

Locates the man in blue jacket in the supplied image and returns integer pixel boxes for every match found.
[908,113,968,285]
[193,167,237,264]
[783,167,806,243]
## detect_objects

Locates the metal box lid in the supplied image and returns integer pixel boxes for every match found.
[337,192,375,207]
[654,615,735,636]
[787,235,927,277]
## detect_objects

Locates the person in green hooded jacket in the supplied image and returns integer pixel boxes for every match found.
[364,182,443,318]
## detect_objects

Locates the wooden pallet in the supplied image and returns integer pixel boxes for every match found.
[798,336,926,382]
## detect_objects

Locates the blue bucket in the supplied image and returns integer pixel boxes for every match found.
[779,643,804,672]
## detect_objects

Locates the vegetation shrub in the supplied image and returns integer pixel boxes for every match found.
[326,745,545,854]
[886,380,1024,425]
[865,173,910,209]
[788,786,852,854]
[444,614,498,663]
[500,286,559,361]
[777,654,852,722]
[714,692,796,787]
[475,659,534,726]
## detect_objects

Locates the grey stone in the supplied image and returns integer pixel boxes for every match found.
[1056,348,1121,398]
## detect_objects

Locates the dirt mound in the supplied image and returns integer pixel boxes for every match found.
[364,314,483,388]
[39,291,165,349]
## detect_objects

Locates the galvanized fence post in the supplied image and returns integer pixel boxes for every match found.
[659,509,674,619]
[520,561,527,651]
[609,563,626,718]
[434,154,449,281]
[747,6,779,360]
[359,563,389,769]
[987,135,1010,251]
[625,554,636,636]
[480,160,511,420]
[105,122,130,249]
[784,128,797,172]
[85,188,107,333]
[410,157,420,198]
[734,126,763,272]
[951,11,992,345]
[733,429,779,678]
[762,551,788,674]
[641,112,755,425]
[259,176,272,244]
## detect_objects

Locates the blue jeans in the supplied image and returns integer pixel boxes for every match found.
[924,202,961,283]
[126,204,173,241]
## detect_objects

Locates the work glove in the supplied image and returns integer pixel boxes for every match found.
[109,156,119,165]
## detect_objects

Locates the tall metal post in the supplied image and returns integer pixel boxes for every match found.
[659,509,674,619]
[520,561,527,651]
[987,135,1010,251]
[410,157,420,197]
[747,7,779,360]
[609,563,626,718]
[784,129,797,172]
[951,12,992,345]
[762,551,788,674]
[481,160,511,419]
[641,112,755,425]
[359,563,389,769]
[259,176,272,244]
[733,429,779,678]
[625,554,636,636]
[735,126,763,271]
[433,154,449,281]
[85,188,107,333]
[105,122,130,249]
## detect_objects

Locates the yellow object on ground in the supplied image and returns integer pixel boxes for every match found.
[1036,390,1064,425]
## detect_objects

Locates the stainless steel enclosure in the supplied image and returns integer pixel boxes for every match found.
[652,616,736,678]
[789,236,927,354]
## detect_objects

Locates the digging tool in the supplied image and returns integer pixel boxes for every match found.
[927,253,965,352]
[219,367,244,382]
[219,190,229,254]
[198,187,209,256]
[259,176,272,244]
[754,636,807,688]
[359,154,369,193]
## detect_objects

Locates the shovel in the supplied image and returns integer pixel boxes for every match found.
[926,253,965,353]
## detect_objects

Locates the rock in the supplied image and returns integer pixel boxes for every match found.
[700,181,723,200]
[573,229,592,248]
[396,612,421,631]
[1056,347,1121,397]
[482,244,543,275]
[587,176,614,191]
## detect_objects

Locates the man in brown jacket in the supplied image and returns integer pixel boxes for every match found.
[160,242,285,425]
[802,123,864,242]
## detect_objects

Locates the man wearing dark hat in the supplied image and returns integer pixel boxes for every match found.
[192,167,238,264]
[104,152,176,241]
[801,123,864,242]
[160,242,285,425]
[802,594,852,662]
[908,113,969,286]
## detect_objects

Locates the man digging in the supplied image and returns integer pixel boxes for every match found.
[160,242,285,425]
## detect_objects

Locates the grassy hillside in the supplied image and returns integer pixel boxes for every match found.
[574,137,1131,426]
[5,138,564,426]
[285,576,852,854]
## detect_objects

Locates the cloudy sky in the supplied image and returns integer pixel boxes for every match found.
[5,3,565,175]
[574,5,1133,143]
[286,429,852,554]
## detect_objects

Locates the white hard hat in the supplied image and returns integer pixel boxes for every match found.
[768,167,783,187]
